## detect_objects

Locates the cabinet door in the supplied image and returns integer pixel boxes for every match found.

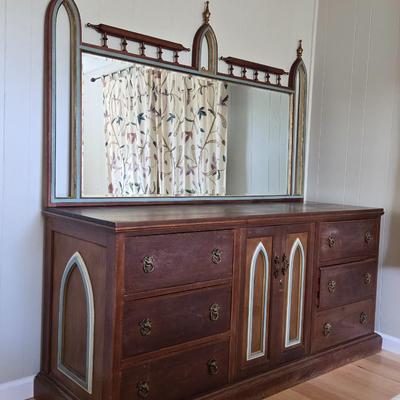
[238,227,281,377]
[274,224,314,363]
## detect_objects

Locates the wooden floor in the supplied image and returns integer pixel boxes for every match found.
[266,351,400,400]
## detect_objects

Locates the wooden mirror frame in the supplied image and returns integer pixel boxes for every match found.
[44,0,308,207]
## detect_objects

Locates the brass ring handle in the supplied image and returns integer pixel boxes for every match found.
[137,381,150,398]
[360,312,368,325]
[323,322,333,337]
[364,273,372,285]
[211,248,223,264]
[139,318,152,336]
[328,234,336,248]
[365,232,373,244]
[207,359,219,375]
[327,280,336,294]
[281,254,289,276]
[273,256,280,279]
[142,256,155,273]
[210,303,221,321]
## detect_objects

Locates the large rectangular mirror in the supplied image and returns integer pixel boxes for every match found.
[81,53,290,198]
[46,0,307,205]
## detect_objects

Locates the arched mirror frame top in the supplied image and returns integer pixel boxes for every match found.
[288,41,308,196]
[192,1,219,74]
[46,0,82,203]
[44,0,308,206]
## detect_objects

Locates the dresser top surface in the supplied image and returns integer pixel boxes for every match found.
[44,201,383,230]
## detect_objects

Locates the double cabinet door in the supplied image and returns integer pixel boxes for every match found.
[238,224,314,378]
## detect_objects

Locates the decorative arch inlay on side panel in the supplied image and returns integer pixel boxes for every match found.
[285,237,306,348]
[58,252,94,393]
[247,241,270,361]
[192,1,219,73]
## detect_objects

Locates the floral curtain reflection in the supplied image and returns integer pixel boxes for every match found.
[102,64,229,196]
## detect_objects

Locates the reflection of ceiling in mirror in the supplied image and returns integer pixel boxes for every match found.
[82,53,131,76]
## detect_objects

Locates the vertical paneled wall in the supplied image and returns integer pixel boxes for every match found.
[0,0,47,385]
[307,0,400,337]
[0,0,317,386]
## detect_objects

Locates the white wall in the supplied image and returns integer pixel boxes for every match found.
[227,85,290,195]
[307,0,400,338]
[0,0,317,390]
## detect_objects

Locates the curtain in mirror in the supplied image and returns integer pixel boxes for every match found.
[101,65,229,196]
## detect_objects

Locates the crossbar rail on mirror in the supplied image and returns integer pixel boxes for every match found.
[86,23,190,63]
[220,56,289,86]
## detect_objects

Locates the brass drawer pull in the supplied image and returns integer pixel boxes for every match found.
[364,273,372,285]
[327,280,336,294]
[323,322,333,337]
[281,254,289,276]
[207,359,219,375]
[142,256,155,273]
[211,248,223,264]
[137,381,150,398]
[365,231,373,244]
[210,303,221,321]
[139,318,152,336]
[360,312,368,325]
[328,234,336,248]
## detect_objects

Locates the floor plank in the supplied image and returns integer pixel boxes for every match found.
[266,352,400,400]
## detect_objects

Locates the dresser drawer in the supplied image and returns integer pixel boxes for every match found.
[319,219,378,263]
[123,286,231,358]
[311,300,374,353]
[124,231,233,292]
[121,340,229,400]
[319,259,377,310]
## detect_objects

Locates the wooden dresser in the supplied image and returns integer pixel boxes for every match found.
[34,202,383,400]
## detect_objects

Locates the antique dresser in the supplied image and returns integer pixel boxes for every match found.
[36,1,383,399]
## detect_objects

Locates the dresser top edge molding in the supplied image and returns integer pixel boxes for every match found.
[43,202,384,232]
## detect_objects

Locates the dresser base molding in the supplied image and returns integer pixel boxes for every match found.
[34,333,381,400]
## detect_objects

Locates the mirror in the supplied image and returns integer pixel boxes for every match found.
[81,54,290,198]
[45,0,307,205]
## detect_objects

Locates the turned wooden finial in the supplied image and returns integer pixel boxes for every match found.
[203,1,211,24]
[297,40,303,58]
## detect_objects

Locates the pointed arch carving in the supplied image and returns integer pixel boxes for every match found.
[57,252,94,393]
[192,1,219,73]
[247,241,270,361]
[285,237,306,348]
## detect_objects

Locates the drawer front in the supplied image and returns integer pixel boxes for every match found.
[125,231,233,292]
[311,300,374,353]
[319,219,378,263]
[121,340,229,400]
[123,286,231,358]
[319,259,377,309]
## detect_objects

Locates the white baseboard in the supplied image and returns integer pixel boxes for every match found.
[0,375,34,400]
[377,331,400,354]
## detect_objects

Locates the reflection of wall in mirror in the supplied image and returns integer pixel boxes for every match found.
[226,85,290,196]
[82,55,131,197]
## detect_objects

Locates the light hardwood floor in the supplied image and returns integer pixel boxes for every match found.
[266,351,400,400]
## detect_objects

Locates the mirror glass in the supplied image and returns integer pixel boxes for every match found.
[81,53,290,198]
[55,6,73,198]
